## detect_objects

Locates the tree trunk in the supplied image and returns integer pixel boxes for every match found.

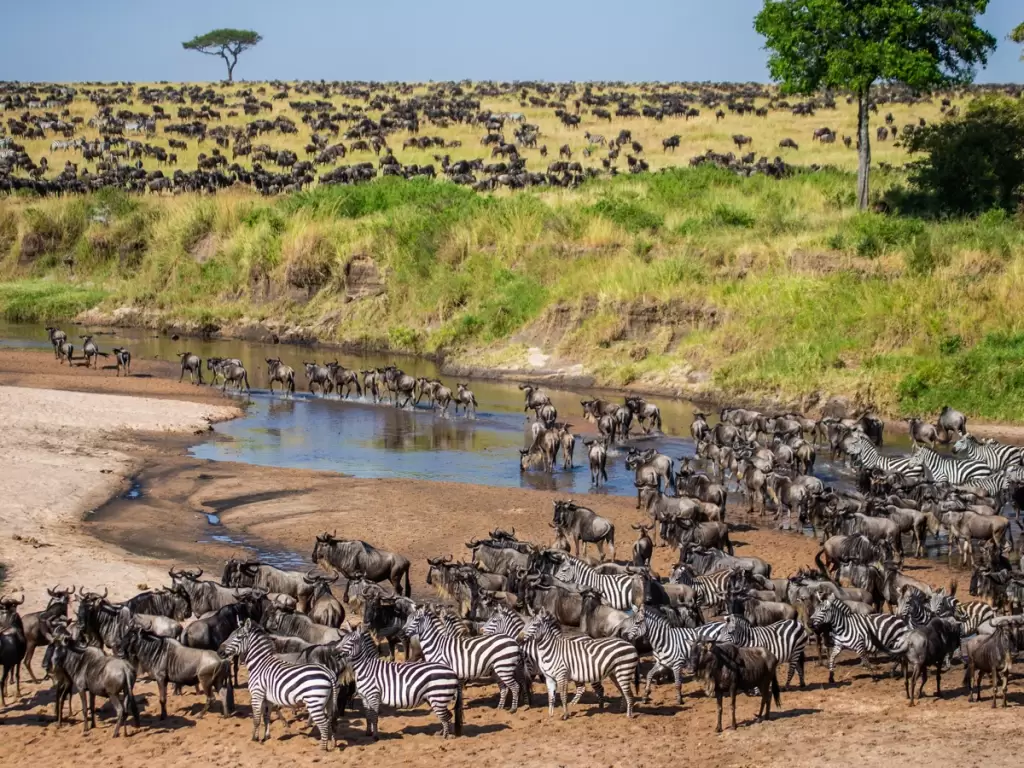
[226,59,235,82]
[856,86,872,211]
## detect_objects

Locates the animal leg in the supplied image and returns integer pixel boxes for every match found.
[544,675,557,717]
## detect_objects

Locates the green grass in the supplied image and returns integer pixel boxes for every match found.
[0,281,108,323]
[2,165,1024,420]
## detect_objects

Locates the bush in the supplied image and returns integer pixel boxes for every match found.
[841,213,926,258]
[0,281,107,323]
[587,198,663,233]
[904,98,1024,215]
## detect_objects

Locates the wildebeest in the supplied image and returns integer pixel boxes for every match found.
[553,499,615,560]
[265,358,296,395]
[222,560,316,611]
[312,532,412,596]
[0,594,27,704]
[383,366,417,407]
[46,326,67,357]
[111,347,131,376]
[57,340,74,364]
[79,335,107,368]
[305,571,344,628]
[583,437,609,486]
[117,625,234,718]
[262,603,345,644]
[464,536,532,576]
[455,383,478,417]
[963,620,1018,706]
[625,396,662,434]
[631,524,654,567]
[328,361,363,398]
[901,617,961,706]
[45,630,140,736]
[908,418,941,448]
[304,361,334,396]
[691,641,781,732]
[169,568,249,615]
[520,383,552,413]
[520,427,560,472]
[18,585,73,683]
[217,361,250,393]
[627,448,675,506]
[177,352,203,384]
[939,406,967,439]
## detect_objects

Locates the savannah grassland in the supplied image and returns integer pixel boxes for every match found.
[2,82,1024,420]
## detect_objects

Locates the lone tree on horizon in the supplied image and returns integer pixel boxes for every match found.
[754,0,995,211]
[182,28,262,82]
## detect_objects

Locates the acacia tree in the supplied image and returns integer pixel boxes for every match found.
[1012,22,1024,58]
[754,1,995,210]
[182,29,262,82]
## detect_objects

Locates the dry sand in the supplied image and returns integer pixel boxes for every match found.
[0,384,239,604]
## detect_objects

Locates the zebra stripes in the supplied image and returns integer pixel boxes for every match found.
[909,444,992,484]
[810,592,909,684]
[404,608,523,712]
[670,566,737,613]
[524,610,638,719]
[624,606,723,703]
[219,620,337,750]
[954,434,1024,471]
[848,436,924,481]
[553,555,634,611]
[337,629,462,739]
[719,614,807,688]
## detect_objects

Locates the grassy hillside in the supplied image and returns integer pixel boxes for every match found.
[3,166,1024,420]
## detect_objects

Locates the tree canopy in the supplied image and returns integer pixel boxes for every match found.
[754,0,995,210]
[1012,22,1024,59]
[182,29,262,82]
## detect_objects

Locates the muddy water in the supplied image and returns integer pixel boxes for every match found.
[0,319,878,497]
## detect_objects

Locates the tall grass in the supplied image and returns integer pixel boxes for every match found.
[2,166,1024,419]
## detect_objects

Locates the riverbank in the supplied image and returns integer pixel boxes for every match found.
[1,348,1022,766]
[0,380,240,604]
[3,168,1024,422]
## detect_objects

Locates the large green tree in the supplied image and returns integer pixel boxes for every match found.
[754,1,996,210]
[1012,22,1024,58]
[182,29,262,82]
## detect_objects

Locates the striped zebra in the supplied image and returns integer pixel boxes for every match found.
[931,591,995,635]
[624,605,723,703]
[954,433,1024,471]
[553,554,634,610]
[896,586,933,629]
[908,444,992,484]
[219,619,338,750]
[404,608,523,712]
[847,434,924,481]
[810,592,909,684]
[719,614,807,688]
[524,610,638,719]
[336,629,462,739]
[670,565,738,613]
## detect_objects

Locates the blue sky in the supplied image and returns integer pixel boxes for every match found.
[3,0,1022,83]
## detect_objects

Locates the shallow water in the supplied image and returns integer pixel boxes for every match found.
[0,319,890,497]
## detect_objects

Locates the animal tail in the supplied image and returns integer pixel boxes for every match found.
[814,549,833,581]
[453,684,464,737]
[771,670,782,707]
[244,371,251,391]
[403,567,411,598]
[725,531,734,556]
[288,376,295,394]
[472,394,478,406]
[962,659,972,690]
[95,351,110,357]
[222,661,236,713]
[177,352,186,358]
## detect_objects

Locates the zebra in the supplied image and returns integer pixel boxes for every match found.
[624,605,723,703]
[908,444,992,484]
[810,592,909,684]
[719,613,807,688]
[896,586,932,629]
[523,610,638,719]
[403,608,523,712]
[552,555,633,611]
[670,565,739,613]
[930,591,994,636]
[846,434,924,481]
[336,629,463,739]
[954,433,1024,471]
[218,619,338,751]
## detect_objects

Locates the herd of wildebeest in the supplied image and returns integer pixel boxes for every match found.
[4,328,1024,748]
[3,80,1023,196]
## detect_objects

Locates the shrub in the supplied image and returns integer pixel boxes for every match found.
[587,198,663,233]
[842,213,926,258]
[904,97,1024,215]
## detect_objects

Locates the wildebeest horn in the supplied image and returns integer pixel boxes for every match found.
[465,539,481,548]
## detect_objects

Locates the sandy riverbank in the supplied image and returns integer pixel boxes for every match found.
[0,383,240,604]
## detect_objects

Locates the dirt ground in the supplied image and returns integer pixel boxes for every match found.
[2,347,1024,767]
